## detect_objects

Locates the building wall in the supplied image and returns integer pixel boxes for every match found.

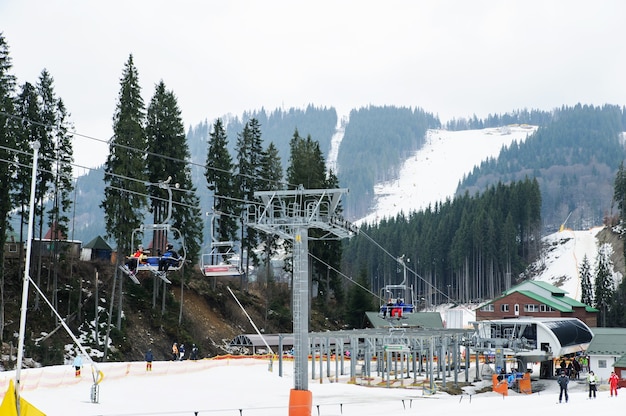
[615,367,626,388]
[475,292,596,326]
[589,354,620,383]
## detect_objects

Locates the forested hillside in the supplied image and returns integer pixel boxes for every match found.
[336,106,440,218]
[342,178,542,306]
[457,104,626,231]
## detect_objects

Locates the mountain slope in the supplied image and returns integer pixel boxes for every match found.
[357,125,537,224]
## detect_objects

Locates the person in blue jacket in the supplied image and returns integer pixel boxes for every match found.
[557,370,569,403]
[159,243,181,272]
[145,349,154,371]
[73,355,83,377]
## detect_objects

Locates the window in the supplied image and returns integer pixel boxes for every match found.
[598,360,607,368]
[501,304,509,312]
[540,304,554,312]
[524,304,538,312]
[481,304,494,312]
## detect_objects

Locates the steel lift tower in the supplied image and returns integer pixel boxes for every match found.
[247,186,357,416]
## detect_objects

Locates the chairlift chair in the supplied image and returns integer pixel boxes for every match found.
[200,241,242,277]
[118,177,186,284]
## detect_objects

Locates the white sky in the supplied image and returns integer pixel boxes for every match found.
[2,0,626,170]
[4,358,619,415]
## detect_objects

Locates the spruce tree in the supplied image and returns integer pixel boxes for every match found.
[258,142,283,284]
[205,119,237,244]
[145,80,202,268]
[594,243,615,327]
[346,268,375,328]
[286,130,343,306]
[579,254,594,306]
[614,161,626,260]
[13,82,43,250]
[235,118,264,269]
[614,161,626,221]
[0,33,16,342]
[101,54,147,329]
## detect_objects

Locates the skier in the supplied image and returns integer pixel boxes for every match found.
[609,371,619,397]
[557,370,569,403]
[145,349,154,371]
[179,344,186,361]
[172,342,179,361]
[73,355,83,377]
[190,344,199,360]
[587,370,598,399]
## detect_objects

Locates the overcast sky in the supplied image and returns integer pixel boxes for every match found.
[2,0,625,170]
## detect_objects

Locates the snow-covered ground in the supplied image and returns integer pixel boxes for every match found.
[535,227,604,300]
[5,358,621,415]
[3,125,620,415]
[358,125,538,225]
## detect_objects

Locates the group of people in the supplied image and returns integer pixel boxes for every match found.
[124,243,182,276]
[558,356,584,379]
[557,368,620,402]
[171,342,199,361]
[143,343,200,371]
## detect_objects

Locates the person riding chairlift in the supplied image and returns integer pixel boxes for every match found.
[391,298,404,318]
[159,243,181,273]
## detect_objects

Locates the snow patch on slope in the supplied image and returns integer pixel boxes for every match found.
[530,227,603,300]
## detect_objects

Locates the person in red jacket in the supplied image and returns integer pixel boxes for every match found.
[609,371,619,397]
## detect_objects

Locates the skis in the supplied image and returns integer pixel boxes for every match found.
[119,265,140,284]
[151,269,171,284]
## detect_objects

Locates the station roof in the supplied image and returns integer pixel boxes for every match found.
[587,327,626,356]
[365,311,444,329]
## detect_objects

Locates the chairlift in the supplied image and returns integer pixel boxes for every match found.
[200,241,242,277]
[118,177,185,284]
[379,284,416,319]
[379,256,416,319]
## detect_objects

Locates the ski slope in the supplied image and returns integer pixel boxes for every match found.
[358,125,537,225]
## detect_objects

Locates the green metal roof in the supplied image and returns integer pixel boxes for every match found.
[83,235,113,250]
[483,280,596,313]
[365,311,444,329]
[515,290,572,312]
[504,280,568,296]
[586,328,626,356]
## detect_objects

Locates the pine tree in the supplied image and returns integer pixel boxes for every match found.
[145,80,202,266]
[579,254,594,306]
[101,54,147,329]
[594,243,615,327]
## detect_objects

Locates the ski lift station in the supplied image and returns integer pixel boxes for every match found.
[471,317,593,377]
